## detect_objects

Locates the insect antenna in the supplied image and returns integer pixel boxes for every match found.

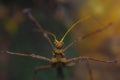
[60,15,91,43]
[23,9,57,49]
[64,22,113,52]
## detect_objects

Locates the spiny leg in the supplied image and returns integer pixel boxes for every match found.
[67,56,117,64]
[33,65,52,80]
[23,9,56,49]
[63,22,113,52]
[4,51,51,62]
[67,56,117,80]
[66,60,93,80]
[67,60,94,80]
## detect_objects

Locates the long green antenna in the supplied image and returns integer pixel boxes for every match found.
[60,16,91,42]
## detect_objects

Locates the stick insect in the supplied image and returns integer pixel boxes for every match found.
[4,9,117,80]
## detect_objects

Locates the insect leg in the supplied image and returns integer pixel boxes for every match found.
[66,62,76,68]
[63,23,113,52]
[63,42,74,52]
[67,56,117,64]
[4,51,51,62]
[86,59,94,80]
[66,60,93,80]
[67,56,117,80]
[23,9,56,49]
[78,23,113,41]
[33,65,52,80]
[87,57,117,63]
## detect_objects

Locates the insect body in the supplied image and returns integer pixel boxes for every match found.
[4,9,117,80]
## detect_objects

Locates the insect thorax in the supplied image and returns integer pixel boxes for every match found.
[50,48,67,64]
[53,48,64,55]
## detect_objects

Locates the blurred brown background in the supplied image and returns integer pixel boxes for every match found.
[0,0,120,80]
